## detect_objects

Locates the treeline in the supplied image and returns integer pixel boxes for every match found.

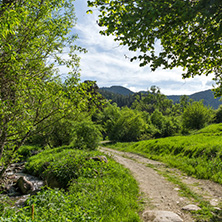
[99,87,222,109]
[21,84,222,149]
[98,88,135,107]
[25,85,222,147]
[92,86,222,142]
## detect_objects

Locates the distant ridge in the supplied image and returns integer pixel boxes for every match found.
[99,86,222,109]
[168,89,222,109]
[100,86,134,96]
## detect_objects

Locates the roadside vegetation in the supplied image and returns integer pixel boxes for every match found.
[1,146,142,221]
[105,123,222,185]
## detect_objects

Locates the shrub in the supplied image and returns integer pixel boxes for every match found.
[25,147,104,187]
[182,101,214,130]
[71,119,102,150]
[107,108,146,142]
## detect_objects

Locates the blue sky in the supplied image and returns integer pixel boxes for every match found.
[68,0,215,95]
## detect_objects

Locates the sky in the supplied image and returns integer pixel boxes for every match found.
[66,0,215,95]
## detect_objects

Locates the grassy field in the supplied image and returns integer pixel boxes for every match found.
[106,123,222,184]
[1,146,142,221]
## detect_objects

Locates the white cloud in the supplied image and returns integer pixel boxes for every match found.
[66,0,216,95]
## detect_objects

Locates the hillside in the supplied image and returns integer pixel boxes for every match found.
[100,86,134,96]
[168,89,222,109]
[99,86,222,109]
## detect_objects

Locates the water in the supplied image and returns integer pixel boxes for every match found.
[4,162,44,207]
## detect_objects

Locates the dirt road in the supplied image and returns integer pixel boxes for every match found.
[100,147,222,222]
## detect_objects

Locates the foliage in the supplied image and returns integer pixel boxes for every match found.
[0,0,88,177]
[182,101,214,130]
[88,0,222,95]
[93,103,121,139]
[17,145,42,161]
[132,86,173,115]
[105,107,147,142]
[106,123,222,184]
[2,148,141,221]
[25,146,102,187]
[71,118,102,150]
[214,105,222,123]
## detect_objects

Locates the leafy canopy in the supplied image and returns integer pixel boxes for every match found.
[0,0,87,176]
[88,0,222,95]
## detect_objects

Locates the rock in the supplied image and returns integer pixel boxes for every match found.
[16,176,34,194]
[174,188,180,191]
[210,199,219,206]
[88,156,108,163]
[182,204,201,211]
[214,207,221,211]
[143,210,183,222]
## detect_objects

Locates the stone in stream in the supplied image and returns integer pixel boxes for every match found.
[16,176,34,195]
[142,210,183,222]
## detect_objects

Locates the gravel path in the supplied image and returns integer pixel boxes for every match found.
[100,147,222,222]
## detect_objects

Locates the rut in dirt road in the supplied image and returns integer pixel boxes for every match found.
[100,147,222,222]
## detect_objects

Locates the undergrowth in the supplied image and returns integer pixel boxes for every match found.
[1,146,142,221]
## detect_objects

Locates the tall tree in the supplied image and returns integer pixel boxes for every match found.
[88,0,222,95]
[0,0,85,177]
[132,86,173,114]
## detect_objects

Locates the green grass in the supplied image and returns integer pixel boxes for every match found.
[106,123,222,184]
[1,146,142,221]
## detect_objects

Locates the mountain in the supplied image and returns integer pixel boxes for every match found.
[168,89,222,109]
[99,86,134,96]
[99,86,222,109]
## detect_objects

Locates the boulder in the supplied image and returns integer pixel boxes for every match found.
[16,176,34,194]
[143,210,183,222]
[182,204,201,211]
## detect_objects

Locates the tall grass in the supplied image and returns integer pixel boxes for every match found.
[107,124,222,184]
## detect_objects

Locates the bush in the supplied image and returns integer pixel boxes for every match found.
[150,110,181,138]
[25,147,104,187]
[71,119,102,150]
[182,101,214,130]
[107,108,146,142]
[17,145,42,161]
[214,105,222,123]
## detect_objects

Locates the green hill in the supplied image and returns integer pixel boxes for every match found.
[99,86,134,96]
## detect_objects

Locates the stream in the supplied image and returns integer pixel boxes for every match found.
[2,162,44,207]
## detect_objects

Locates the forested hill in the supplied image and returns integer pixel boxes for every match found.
[168,89,222,109]
[100,86,134,96]
[99,86,222,109]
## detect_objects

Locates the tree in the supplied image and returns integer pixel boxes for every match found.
[88,0,222,95]
[182,101,214,130]
[0,0,86,177]
[107,107,146,142]
[214,105,222,123]
[132,86,173,114]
